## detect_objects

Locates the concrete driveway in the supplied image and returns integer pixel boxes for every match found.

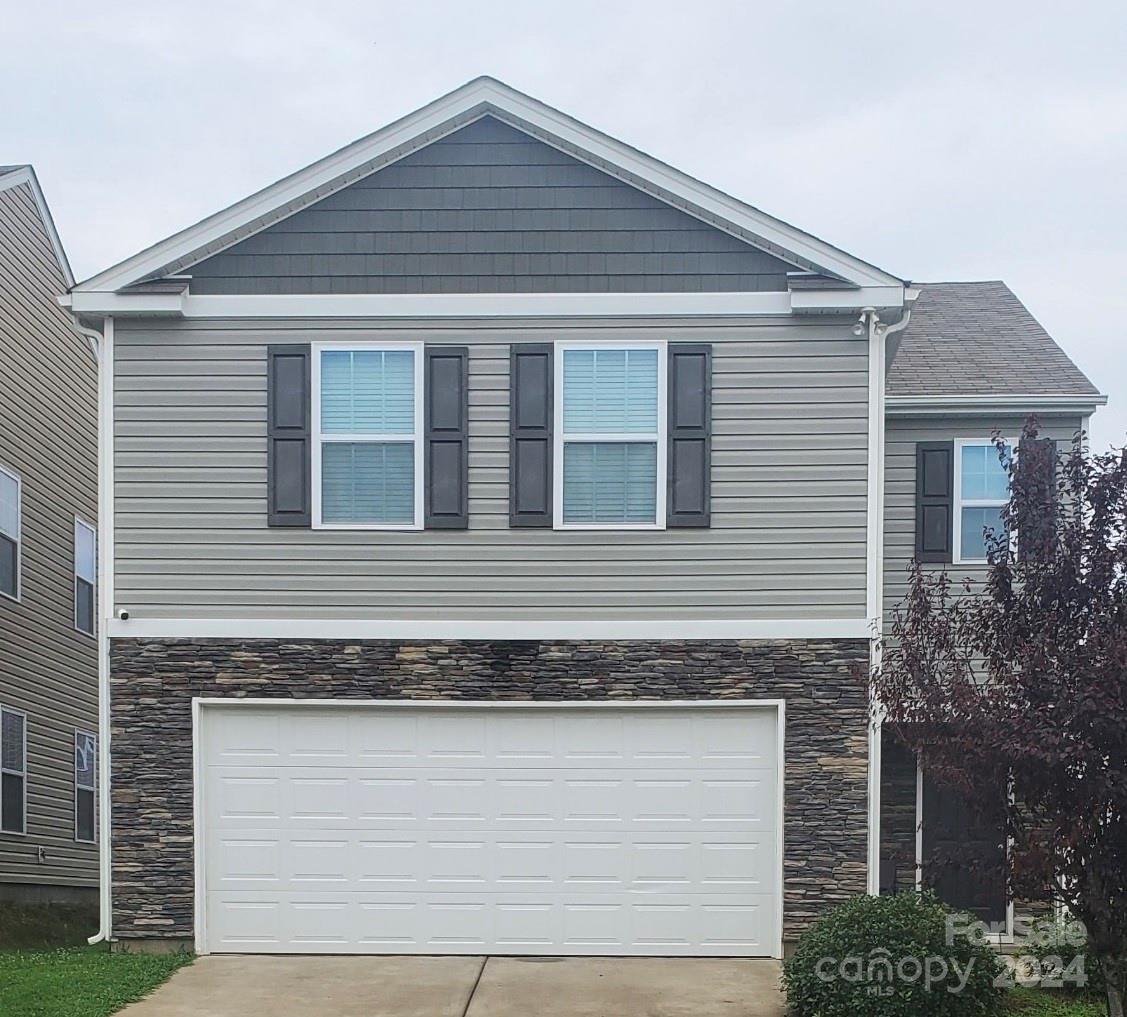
[118,955,786,1017]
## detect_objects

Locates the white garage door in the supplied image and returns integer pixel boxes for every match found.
[198,703,781,956]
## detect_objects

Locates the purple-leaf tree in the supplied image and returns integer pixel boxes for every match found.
[873,419,1127,1017]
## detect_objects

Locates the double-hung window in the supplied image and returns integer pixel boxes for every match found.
[954,440,1012,563]
[312,343,424,529]
[75,517,96,636]
[1,706,26,835]
[0,465,20,600]
[556,343,666,529]
[75,730,96,843]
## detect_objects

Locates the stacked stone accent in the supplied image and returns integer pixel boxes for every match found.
[110,638,870,942]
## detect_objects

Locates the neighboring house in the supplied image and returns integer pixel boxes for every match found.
[0,165,99,904]
[65,78,1103,956]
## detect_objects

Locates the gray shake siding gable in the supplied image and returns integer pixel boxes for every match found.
[113,316,870,622]
[109,637,870,942]
[186,117,799,295]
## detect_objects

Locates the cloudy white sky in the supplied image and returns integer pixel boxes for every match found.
[5,1,1125,447]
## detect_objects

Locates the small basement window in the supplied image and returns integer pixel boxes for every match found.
[75,517,96,635]
[954,440,1012,563]
[312,344,424,530]
[0,465,20,600]
[555,343,666,529]
[75,730,96,843]
[1,706,26,835]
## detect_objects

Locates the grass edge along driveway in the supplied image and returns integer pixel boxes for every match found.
[0,945,192,1017]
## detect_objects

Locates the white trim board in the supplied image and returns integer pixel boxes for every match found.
[885,393,1106,416]
[66,287,906,320]
[72,77,901,295]
[109,617,873,640]
[191,696,787,958]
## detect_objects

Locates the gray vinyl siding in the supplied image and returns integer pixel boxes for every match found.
[0,181,99,888]
[186,117,798,295]
[113,316,870,621]
[883,414,1084,632]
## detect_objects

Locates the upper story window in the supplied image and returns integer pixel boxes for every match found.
[75,517,96,636]
[0,465,20,600]
[555,343,666,529]
[75,729,97,843]
[312,344,424,530]
[1,705,26,835]
[954,440,1012,563]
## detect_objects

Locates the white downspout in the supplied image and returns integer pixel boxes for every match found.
[864,300,913,895]
[75,316,114,946]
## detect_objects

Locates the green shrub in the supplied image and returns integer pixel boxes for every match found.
[783,892,1005,1017]
[1022,917,1104,997]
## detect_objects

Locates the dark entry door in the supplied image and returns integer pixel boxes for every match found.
[921,775,1008,927]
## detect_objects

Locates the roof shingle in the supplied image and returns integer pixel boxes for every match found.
[886,281,1099,398]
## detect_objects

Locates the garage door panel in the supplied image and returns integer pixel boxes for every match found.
[210,830,776,894]
[206,891,776,956]
[208,765,775,833]
[201,705,780,955]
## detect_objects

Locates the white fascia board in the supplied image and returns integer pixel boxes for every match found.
[64,287,905,320]
[0,166,75,287]
[790,285,904,314]
[73,77,901,294]
[885,393,1107,416]
[108,617,873,641]
[69,290,186,316]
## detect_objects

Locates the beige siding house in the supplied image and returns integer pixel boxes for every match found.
[0,166,99,902]
[66,79,1103,953]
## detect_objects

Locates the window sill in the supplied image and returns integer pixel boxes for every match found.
[554,523,666,532]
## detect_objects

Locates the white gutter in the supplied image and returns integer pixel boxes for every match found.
[864,303,913,895]
[65,287,905,320]
[84,315,113,946]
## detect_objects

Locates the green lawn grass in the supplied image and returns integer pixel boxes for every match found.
[1007,986,1108,1016]
[0,945,192,1017]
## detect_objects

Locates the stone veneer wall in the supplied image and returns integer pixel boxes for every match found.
[110,638,869,942]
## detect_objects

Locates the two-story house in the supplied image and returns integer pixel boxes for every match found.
[1,165,99,905]
[66,79,1103,956]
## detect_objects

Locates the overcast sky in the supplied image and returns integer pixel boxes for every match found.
[5,1,1125,448]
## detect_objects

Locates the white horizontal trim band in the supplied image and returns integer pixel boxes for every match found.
[108,617,872,640]
[885,393,1106,415]
[195,697,785,710]
[66,287,904,319]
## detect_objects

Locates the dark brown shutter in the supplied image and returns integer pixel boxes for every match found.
[667,344,711,527]
[915,441,953,562]
[267,345,311,527]
[424,346,469,529]
[1017,437,1057,561]
[509,344,553,527]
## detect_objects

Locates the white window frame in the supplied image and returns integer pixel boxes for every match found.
[74,728,97,844]
[0,703,28,836]
[311,341,425,531]
[0,463,21,603]
[553,341,668,531]
[952,437,1014,565]
[74,515,97,637]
